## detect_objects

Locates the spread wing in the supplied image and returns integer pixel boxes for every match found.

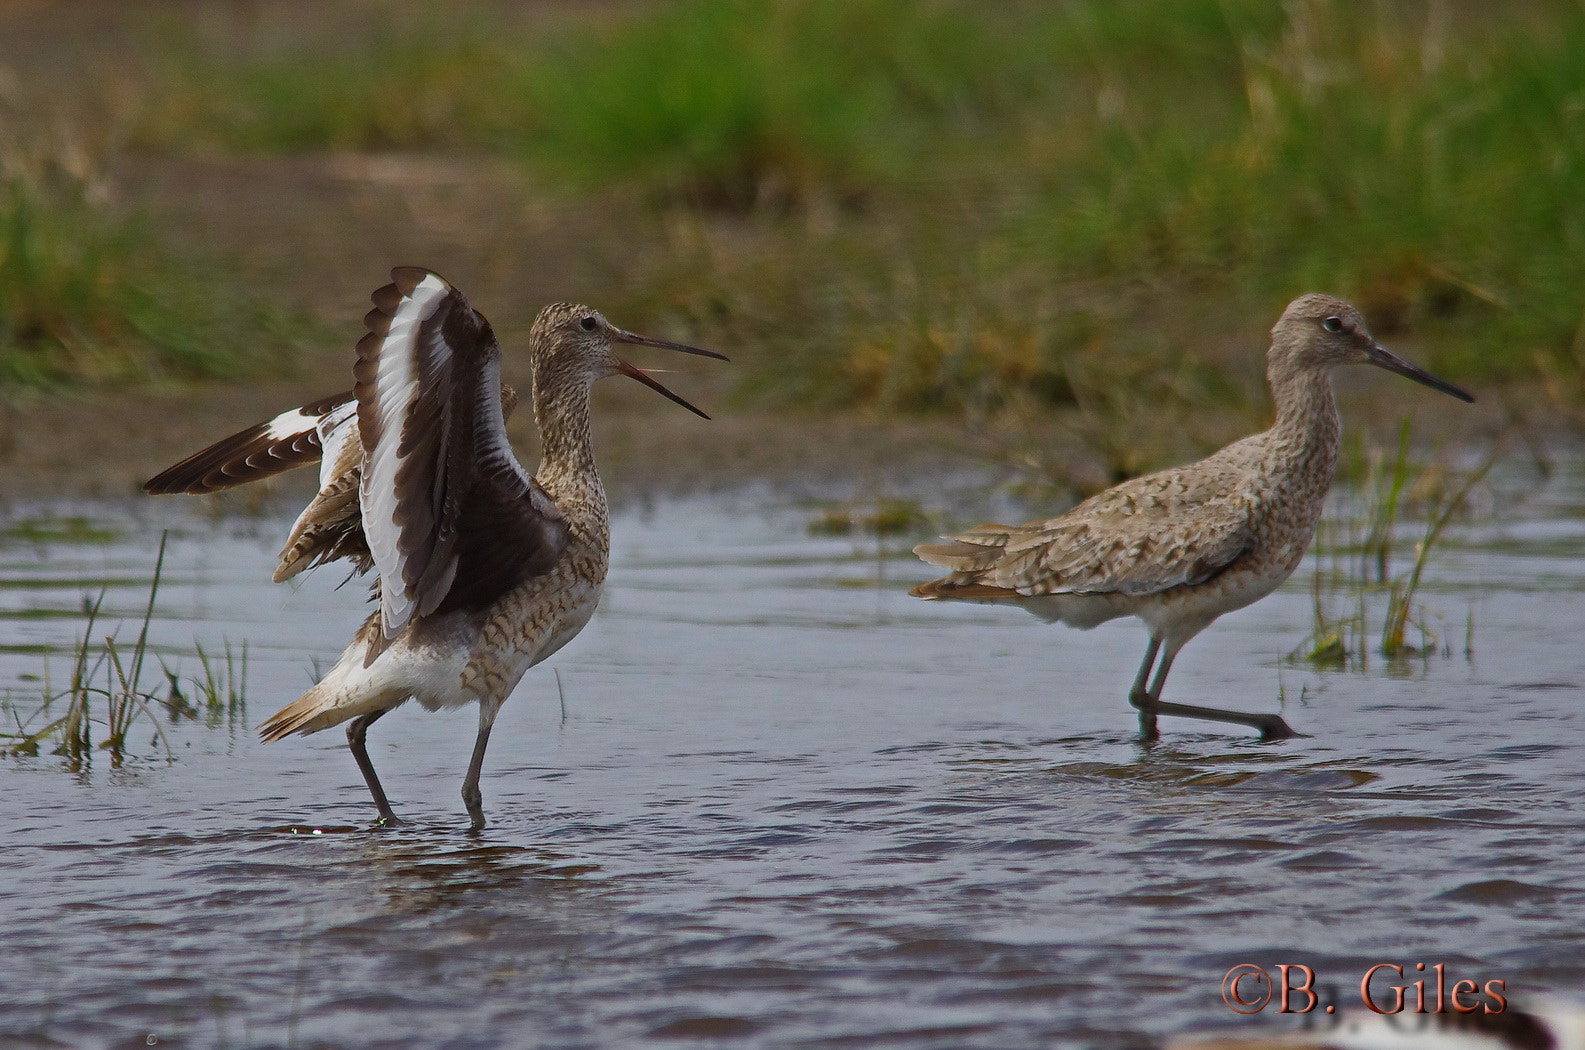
[271,383,522,584]
[143,391,355,495]
[355,266,568,657]
[914,464,1255,598]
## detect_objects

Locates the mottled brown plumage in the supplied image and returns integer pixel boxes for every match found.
[147,268,725,829]
[913,294,1474,740]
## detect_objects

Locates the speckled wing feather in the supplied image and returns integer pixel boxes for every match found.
[917,459,1255,598]
[142,391,355,496]
[355,267,568,660]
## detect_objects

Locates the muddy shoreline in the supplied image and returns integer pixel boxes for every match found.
[0,381,975,503]
[0,372,1535,506]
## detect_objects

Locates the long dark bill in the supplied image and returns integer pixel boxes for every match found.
[611,328,729,419]
[1366,342,1475,403]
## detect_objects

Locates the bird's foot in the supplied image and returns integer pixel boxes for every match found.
[462,787,487,834]
[1135,715,1161,743]
[1129,693,1162,742]
[372,812,406,829]
[1255,715,1301,742]
[1134,698,1302,742]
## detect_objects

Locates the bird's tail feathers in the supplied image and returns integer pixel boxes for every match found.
[258,618,403,741]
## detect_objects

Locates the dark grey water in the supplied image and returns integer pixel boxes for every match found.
[1,462,1582,1050]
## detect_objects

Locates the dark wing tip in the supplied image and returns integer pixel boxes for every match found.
[143,392,352,496]
[142,471,189,496]
[142,424,311,495]
[390,266,446,297]
[370,282,402,314]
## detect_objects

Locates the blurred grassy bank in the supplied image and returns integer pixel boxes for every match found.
[0,0,1579,476]
[0,121,300,389]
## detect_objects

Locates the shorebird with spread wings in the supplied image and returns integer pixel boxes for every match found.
[147,267,726,829]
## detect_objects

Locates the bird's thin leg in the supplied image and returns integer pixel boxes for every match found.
[347,709,402,826]
[461,707,497,833]
[1139,643,1298,742]
[1126,638,1163,740]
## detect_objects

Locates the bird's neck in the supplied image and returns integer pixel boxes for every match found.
[1267,362,1341,475]
[532,376,608,527]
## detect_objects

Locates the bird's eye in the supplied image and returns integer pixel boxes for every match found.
[1322,316,1344,333]
[580,316,598,332]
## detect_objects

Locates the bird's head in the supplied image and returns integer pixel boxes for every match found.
[1270,293,1472,403]
[529,303,728,418]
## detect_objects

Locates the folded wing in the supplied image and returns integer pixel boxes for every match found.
[914,466,1254,598]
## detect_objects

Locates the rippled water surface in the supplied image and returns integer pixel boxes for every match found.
[1,463,1583,1049]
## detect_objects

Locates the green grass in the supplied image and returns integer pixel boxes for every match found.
[1378,447,1499,658]
[94,0,1585,426]
[557,0,1581,420]
[131,11,534,154]
[0,133,301,389]
[807,497,929,537]
[0,516,122,546]
[520,0,1022,207]
[163,639,249,731]
[1013,1,1585,376]
[132,0,1019,203]
[718,0,1582,416]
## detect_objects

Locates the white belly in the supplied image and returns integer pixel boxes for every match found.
[411,577,604,713]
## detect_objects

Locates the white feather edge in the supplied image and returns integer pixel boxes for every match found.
[472,356,538,494]
[313,400,359,492]
[360,272,452,640]
[275,399,359,562]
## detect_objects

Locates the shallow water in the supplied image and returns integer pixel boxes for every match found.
[1,462,1582,1050]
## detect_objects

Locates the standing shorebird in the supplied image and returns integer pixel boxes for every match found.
[911,294,1473,741]
[146,267,726,828]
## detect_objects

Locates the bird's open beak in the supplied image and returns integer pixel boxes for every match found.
[1366,342,1475,403]
[610,327,728,419]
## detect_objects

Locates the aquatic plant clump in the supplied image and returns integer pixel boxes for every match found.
[0,534,248,766]
[1296,425,1498,668]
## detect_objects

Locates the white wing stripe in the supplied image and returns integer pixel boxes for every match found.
[361,272,450,638]
[263,406,322,444]
[474,357,536,490]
